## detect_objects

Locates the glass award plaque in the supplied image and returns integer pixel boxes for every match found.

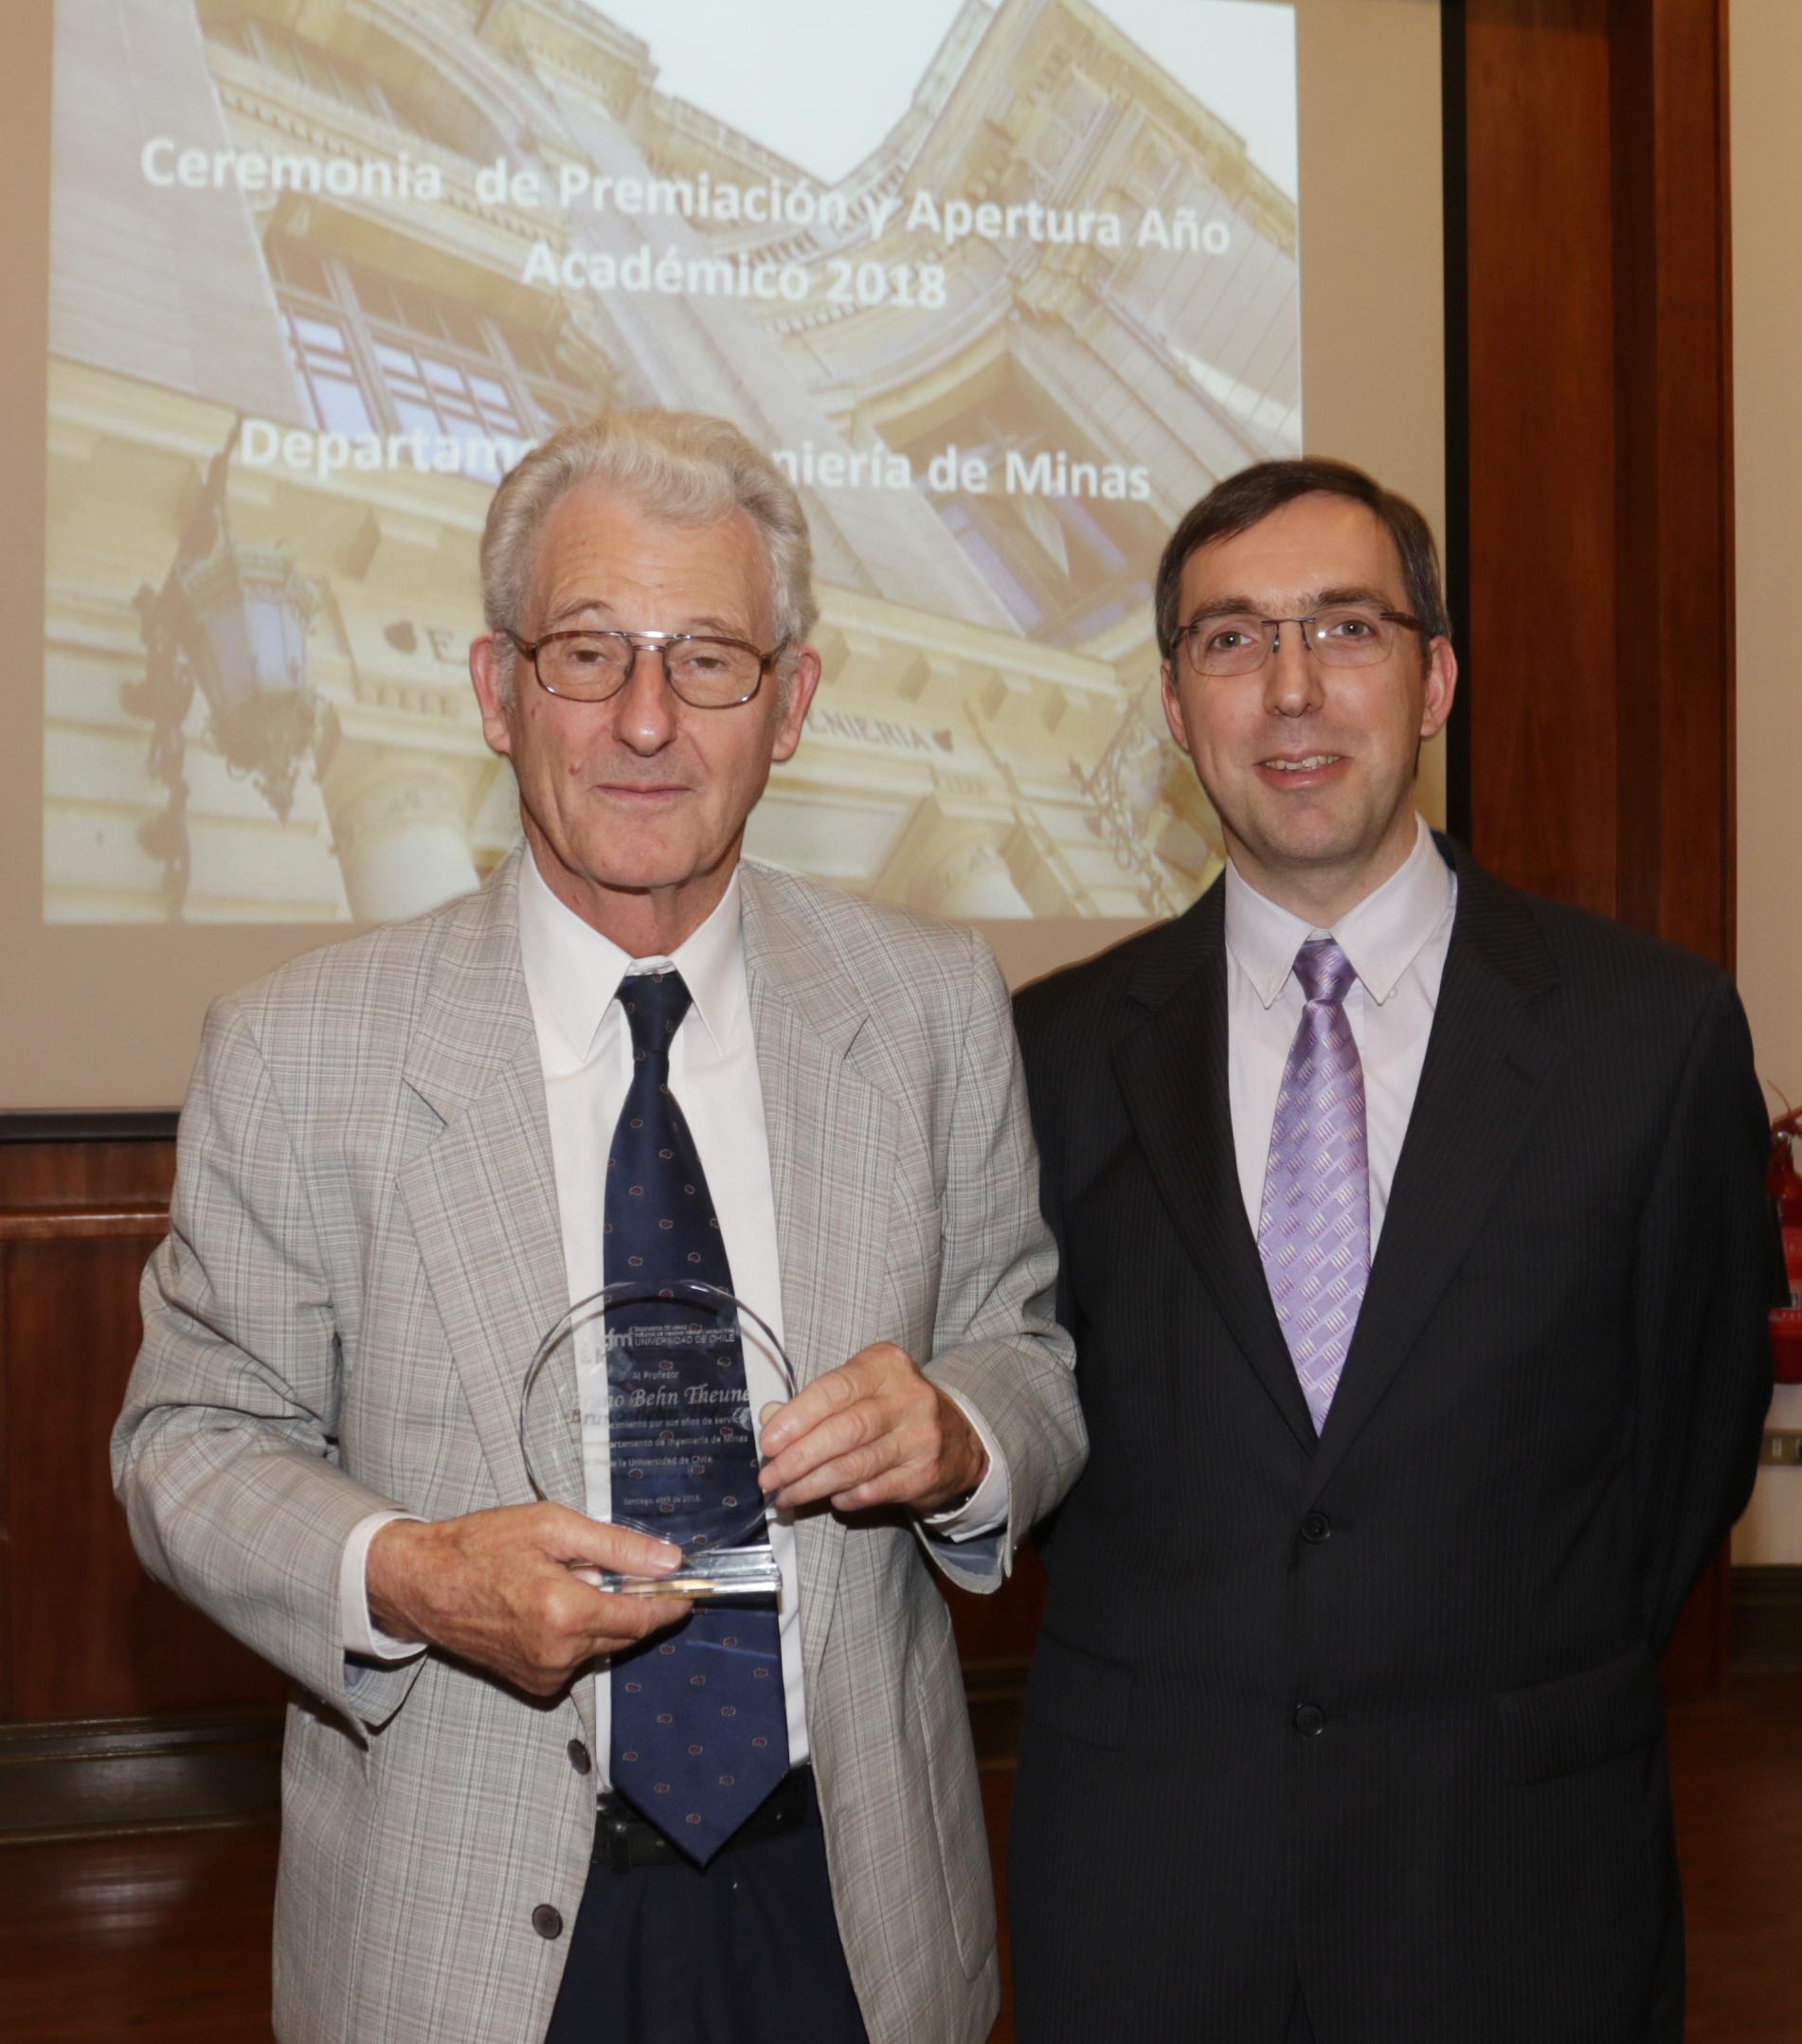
[519,1279,792,1603]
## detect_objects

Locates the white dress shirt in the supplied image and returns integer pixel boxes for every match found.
[342,852,1006,1791]
[1225,814,1458,1246]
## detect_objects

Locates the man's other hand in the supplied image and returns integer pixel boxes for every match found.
[367,1504,692,1696]
[756,1342,987,1515]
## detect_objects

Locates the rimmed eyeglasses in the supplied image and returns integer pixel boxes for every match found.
[503,627,784,708]
[1171,605,1426,679]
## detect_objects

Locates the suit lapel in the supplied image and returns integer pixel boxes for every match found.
[1111,885,1319,1453]
[740,865,895,1695]
[392,850,595,1747]
[394,850,574,1506]
[1304,847,1564,1499]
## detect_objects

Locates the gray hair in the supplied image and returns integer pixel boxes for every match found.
[480,409,818,699]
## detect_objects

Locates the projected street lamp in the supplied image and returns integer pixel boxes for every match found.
[126,418,320,918]
[177,532,319,817]
[1068,698,1190,920]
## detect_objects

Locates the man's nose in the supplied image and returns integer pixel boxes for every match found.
[1263,624,1324,718]
[612,648,678,751]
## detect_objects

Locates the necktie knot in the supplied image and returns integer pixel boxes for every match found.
[1292,938,1356,1008]
[619,968,693,1068]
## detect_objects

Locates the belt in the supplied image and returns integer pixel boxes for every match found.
[594,1766,818,1873]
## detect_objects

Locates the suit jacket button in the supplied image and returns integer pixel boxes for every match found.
[532,1905,564,1940]
[567,1739,592,1775]
[1293,1703,1326,1737]
[1302,1513,1332,1544]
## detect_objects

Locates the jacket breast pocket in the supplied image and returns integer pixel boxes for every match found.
[1023,1629,1136,1752]
[1497,1643,1666,1784]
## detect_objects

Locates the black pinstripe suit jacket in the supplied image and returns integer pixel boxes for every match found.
[1007,834,1775,2044]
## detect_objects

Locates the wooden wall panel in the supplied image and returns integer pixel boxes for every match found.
[1608,0,1736,960]
[1456,0,1736,1696]
[0,1138,174,1213]
[1461,0,1734,944]
[0,1141,288,1731]
[3,1228,287,1721]
[1464,0,1622,914]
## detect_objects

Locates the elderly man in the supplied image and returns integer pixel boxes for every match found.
[1007,457,1773,2043]
[114,409,1083,2044]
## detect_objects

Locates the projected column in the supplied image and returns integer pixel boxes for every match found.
[932,838,1034,919]
[323,762,479,924]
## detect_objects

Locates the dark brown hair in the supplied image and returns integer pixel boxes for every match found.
[1153,457,1451,661]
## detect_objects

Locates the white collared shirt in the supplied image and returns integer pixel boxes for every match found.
[341,852,1006,1786]
[1225,815,1458,1246]
[521,856,813,1779]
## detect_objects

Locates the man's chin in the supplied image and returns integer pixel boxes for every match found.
[1234,802,1366,873]
[529,826,698,898]
[573,830,738,900]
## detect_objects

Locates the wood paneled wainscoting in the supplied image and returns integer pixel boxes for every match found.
[0,1127,287,1837]
[0,1123,1043,1842]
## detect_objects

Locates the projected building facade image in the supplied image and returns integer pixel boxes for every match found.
[45,0,1299,924]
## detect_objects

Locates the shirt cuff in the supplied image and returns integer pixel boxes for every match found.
[341,1510,428,1661]
[921,1390,1010,1541]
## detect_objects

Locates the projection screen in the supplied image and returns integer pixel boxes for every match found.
[2,0,1445,1110]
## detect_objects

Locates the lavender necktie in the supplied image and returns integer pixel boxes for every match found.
[1256,938,1370,1433]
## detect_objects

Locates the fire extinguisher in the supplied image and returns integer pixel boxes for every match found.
[1770,1103,1802,1383]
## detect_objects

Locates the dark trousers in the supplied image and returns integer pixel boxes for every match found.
[545,1771,868,2044]
[1288,1985,1318,2044]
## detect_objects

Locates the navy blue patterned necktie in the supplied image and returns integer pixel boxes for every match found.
[605,968,788,1863]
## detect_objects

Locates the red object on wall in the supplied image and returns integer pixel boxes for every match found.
[1768,1113,1802,1383]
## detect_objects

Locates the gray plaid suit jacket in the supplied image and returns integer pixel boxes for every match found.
[113,847,1084,2044]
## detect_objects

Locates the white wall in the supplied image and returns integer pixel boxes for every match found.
[1728,0,1802,1565]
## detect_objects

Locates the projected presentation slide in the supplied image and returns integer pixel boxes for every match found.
[44,0,1299,930]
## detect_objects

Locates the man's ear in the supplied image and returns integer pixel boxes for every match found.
[1418,637,1458,742]
[1161,660,1194,758]
[469,634,515,759]
[770,643,822,764]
